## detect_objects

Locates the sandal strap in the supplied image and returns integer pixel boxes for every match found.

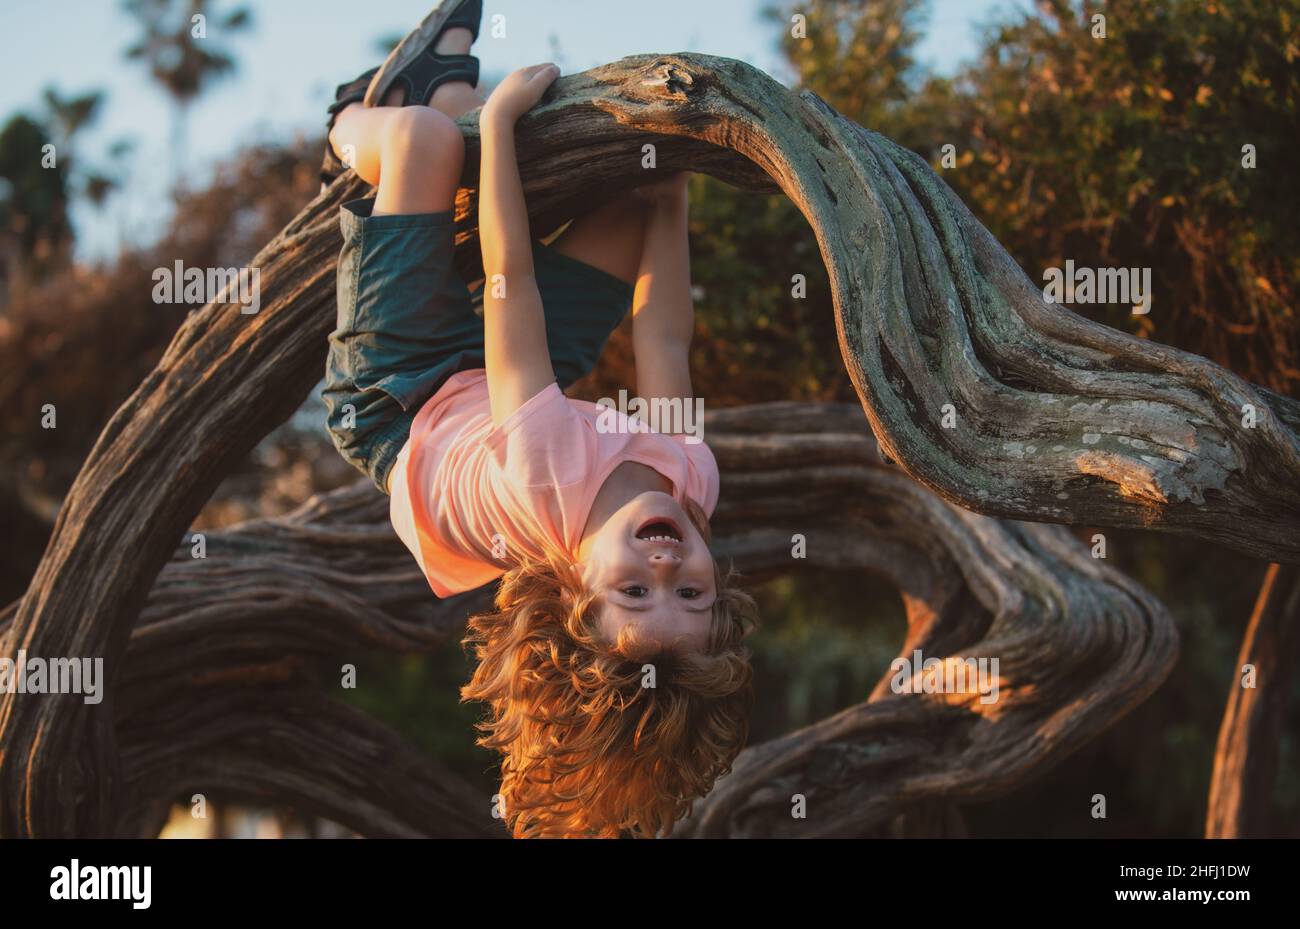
[442,0,483,41]
[394,53,480,106]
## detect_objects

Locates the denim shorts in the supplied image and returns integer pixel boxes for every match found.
[323,197,633,492]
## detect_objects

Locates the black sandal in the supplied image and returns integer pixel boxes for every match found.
[320,67,379,187]
[319,0,483,189]
[362,0,483,108]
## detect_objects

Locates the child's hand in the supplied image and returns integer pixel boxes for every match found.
[483,63,560,129]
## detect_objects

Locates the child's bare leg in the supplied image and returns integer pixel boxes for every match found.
[327,105,396,187]
[329,104,464,215]
[550,174,691,286]
[326,27,484,211]
[548,193,649,286]
[372,107,466,215]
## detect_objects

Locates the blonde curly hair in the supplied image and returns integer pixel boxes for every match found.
[461,499,757,838]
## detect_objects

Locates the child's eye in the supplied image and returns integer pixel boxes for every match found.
[621,585,648,598]
[678,588,701,599]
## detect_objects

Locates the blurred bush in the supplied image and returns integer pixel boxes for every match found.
[0,137,323,602]
[752,0,1300,395]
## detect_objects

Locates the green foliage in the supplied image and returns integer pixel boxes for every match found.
[334,648,497,792]
[767,0,928,131]
[0,139,320,602]
[122,0,254,174]
[716,0,1300,397]
[687,177,848,404]
[40,88,105,146]
[37,87,127,212]
[934,0,1300,392]
[747,570,906,740]
[122,0,253,106]
[0,115,71,278]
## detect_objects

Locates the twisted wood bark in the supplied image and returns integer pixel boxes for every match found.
[1205,564,1300,838]
[0,52,1285,836]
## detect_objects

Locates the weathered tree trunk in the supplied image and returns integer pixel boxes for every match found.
[1,53,1291,837]
[1205,564,1300,838]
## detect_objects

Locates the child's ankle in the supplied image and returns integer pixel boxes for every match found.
[434,26,473,56]
[429,81,483,119]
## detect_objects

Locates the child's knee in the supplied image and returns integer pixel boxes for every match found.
[381,106,464,168]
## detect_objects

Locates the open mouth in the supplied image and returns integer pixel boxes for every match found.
[635,518,683,544]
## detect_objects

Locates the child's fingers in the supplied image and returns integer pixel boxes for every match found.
[487,63,559,119]
[526,63,560,87]
[511,62,556,83]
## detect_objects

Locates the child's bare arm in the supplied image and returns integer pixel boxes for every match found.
[631,174,695,411]
[479,64,560,425]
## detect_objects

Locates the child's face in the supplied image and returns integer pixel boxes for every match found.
[578,491,717,652]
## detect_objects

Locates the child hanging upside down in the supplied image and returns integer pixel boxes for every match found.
[320,0,757,838]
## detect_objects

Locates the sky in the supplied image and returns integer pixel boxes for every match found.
[0,0,1023,260]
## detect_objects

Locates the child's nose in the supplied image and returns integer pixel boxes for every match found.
[648,551,681,567]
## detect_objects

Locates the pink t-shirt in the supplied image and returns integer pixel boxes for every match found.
[389,370,720,598]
